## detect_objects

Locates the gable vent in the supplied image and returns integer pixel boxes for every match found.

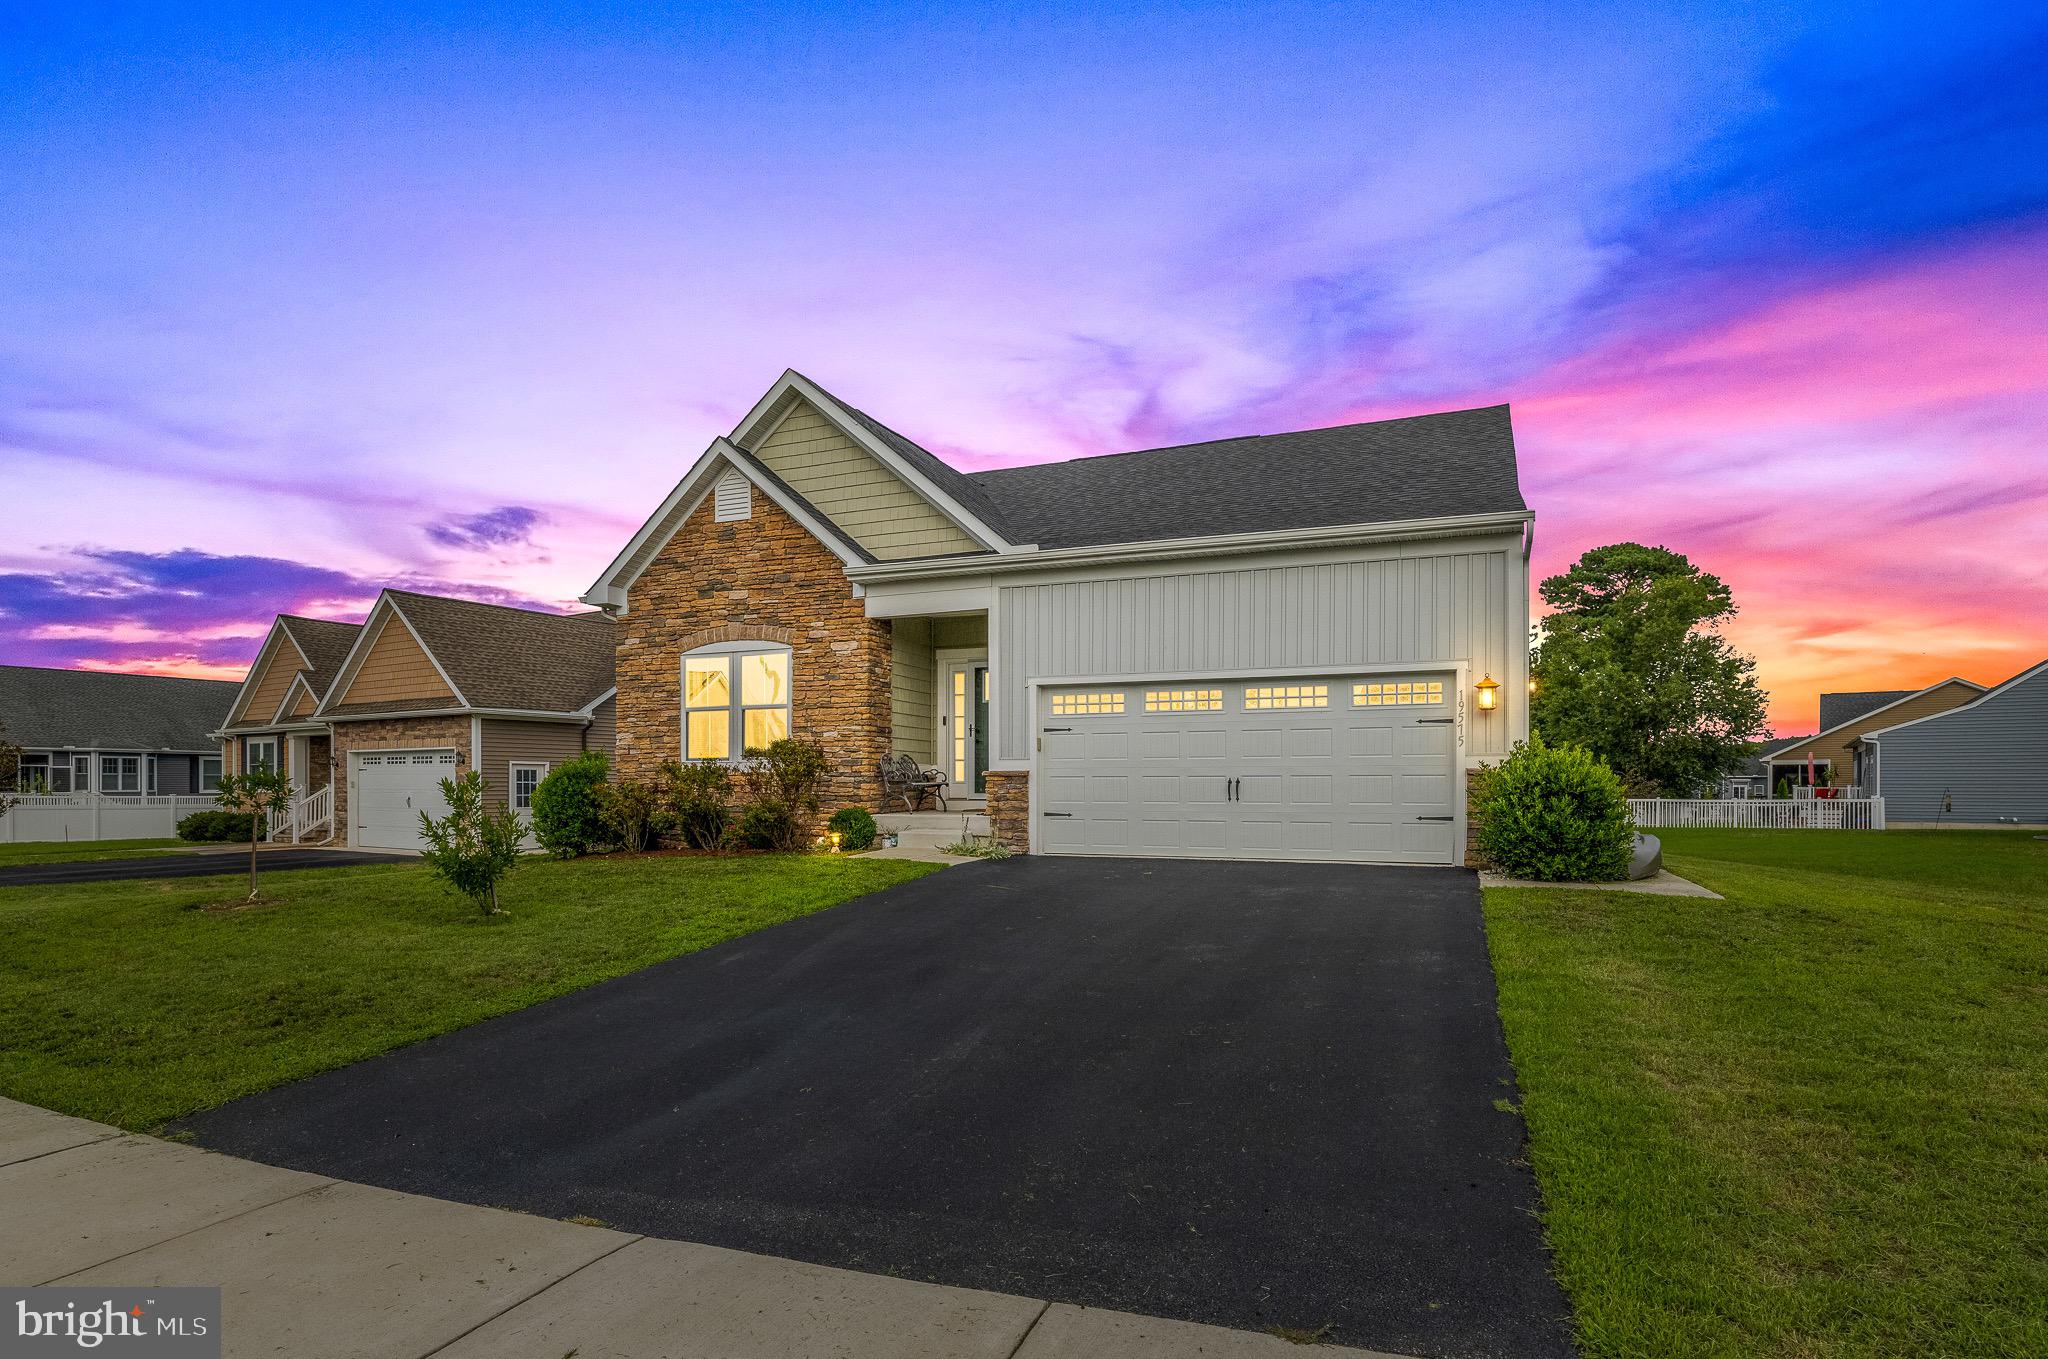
[713,470,752,522]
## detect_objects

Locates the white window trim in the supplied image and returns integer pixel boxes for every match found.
[245,737,280,774]
[99,753,142,794]
[200,756,223,792]
[510,761,549,812]
[682,640,793,762]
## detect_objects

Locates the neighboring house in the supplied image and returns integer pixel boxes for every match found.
[585,370,1533,865]
[1761,679,1986,793]
[218,591,616,849]
[1727,734,1816,796]
[1858,658,2048,824]
[0,664,238,796]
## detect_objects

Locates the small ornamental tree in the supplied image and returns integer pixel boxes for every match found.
[1473,735,1636,882]
[531,750,609,857]
[417,771,525,915]
[214,767,296,902]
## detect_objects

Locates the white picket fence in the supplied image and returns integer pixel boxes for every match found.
[0,794,220,843]
[1630,798,1886,830]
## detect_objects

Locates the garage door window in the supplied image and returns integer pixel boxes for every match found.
[1050,691,1123,716]
[1145,688,1222,712]
[1244,684,1328,710]
[1354,680,1444,706]
[684,643,791,760]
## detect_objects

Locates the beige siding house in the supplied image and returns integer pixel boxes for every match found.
[221,591,615,850]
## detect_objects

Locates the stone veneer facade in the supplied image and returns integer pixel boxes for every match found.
[327,715,473,845]
[613,491,892,813]
[986,770,1030,853]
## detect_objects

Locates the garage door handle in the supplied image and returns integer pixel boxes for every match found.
[1041,727,1073,733]
[1416,815,1454,821]
[1043,811,1073,818]
[1417,718,1456,725]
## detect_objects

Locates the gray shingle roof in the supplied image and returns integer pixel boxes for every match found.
[1818,690,1916,731]
[382,591,615,715]
[0,665,239,751]
[837,401,1026,546]
[279,616,363,683]
[969,404,1526,550]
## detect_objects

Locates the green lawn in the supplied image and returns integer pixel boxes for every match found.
[0,853,939,1130]
[1485,829,2048,1359]
[0,836,191,865]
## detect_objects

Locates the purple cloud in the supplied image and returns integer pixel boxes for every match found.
[426,506,547,552]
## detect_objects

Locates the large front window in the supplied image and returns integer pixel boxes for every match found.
[683,643,791,760]
[100,754,141,793]
[245,738,278,773]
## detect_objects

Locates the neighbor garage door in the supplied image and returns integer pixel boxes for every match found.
[1036,674,1459,864]
[354,749,458,851]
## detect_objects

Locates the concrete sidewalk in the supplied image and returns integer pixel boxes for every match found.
[0,1097,1407,1358]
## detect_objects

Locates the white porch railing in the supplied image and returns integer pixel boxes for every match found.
[1630,798,1886,830]
[0,794,218,843]
[267,784,336,845]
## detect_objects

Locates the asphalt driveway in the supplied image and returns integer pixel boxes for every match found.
[180,856,1573,1359]
[0,848,413,887]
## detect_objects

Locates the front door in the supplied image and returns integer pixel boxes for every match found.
[939,657,990,796]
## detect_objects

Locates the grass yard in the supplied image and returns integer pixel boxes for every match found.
[1485,829,2047,1359]
[0,852,939,1130]
[0,836,190,865]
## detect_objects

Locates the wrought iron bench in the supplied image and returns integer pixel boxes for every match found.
[879,754,948,812]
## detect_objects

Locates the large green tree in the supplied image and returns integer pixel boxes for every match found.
[1531,542,1769,796]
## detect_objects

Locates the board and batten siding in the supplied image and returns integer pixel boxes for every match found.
[991,538,1526,766]
[749,398,984,561]
[1869,664,2048,823]
[478,720,590,811]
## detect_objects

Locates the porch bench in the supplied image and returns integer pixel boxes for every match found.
[880,755,949,812]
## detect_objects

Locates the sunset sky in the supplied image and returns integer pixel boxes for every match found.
[3,3,2043,735]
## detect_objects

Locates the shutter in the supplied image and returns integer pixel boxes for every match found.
[714,470,752,522]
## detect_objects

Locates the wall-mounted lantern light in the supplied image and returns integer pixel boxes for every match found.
[1527,677,1538,695]
[1475,675,1501,712]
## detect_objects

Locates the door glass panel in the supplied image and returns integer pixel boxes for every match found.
[952,669,968,784]
[742,706,787,750]
[741,651,787,705]
[685,659,730,708]
[972,666,989,794]
[687,710,730,760]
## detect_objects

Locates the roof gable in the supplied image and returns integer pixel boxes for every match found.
[226,619,312,727]
[583,440,876,610]
[1864,658,2048,741]
[386,590,614,713]
[1788,677,1987,749]
[318,596,464,716]
[730,372,1019,552]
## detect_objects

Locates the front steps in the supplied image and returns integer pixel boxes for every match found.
[877,810,991,852]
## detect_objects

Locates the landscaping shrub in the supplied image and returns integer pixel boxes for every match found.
[826,806,878,851]
[177,810,263,842]
[731,803,799,851]
[532,751,609,857]
[417,771,525,915]
[732,738,830,852]
[659,760,732,851]
[1473,734,1635,882]
[595,778,663,852]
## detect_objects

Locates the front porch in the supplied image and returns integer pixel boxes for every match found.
[887,613,989,811]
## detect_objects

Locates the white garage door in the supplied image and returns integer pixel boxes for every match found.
[1036,674,1460,864]
[355,749,458,851]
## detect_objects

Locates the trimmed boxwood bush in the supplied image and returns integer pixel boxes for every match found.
[731,803,798,851]
[176,810,262,843]
[1473,734,1634,882]
[826,806,878,851]
[531,750,610,858]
